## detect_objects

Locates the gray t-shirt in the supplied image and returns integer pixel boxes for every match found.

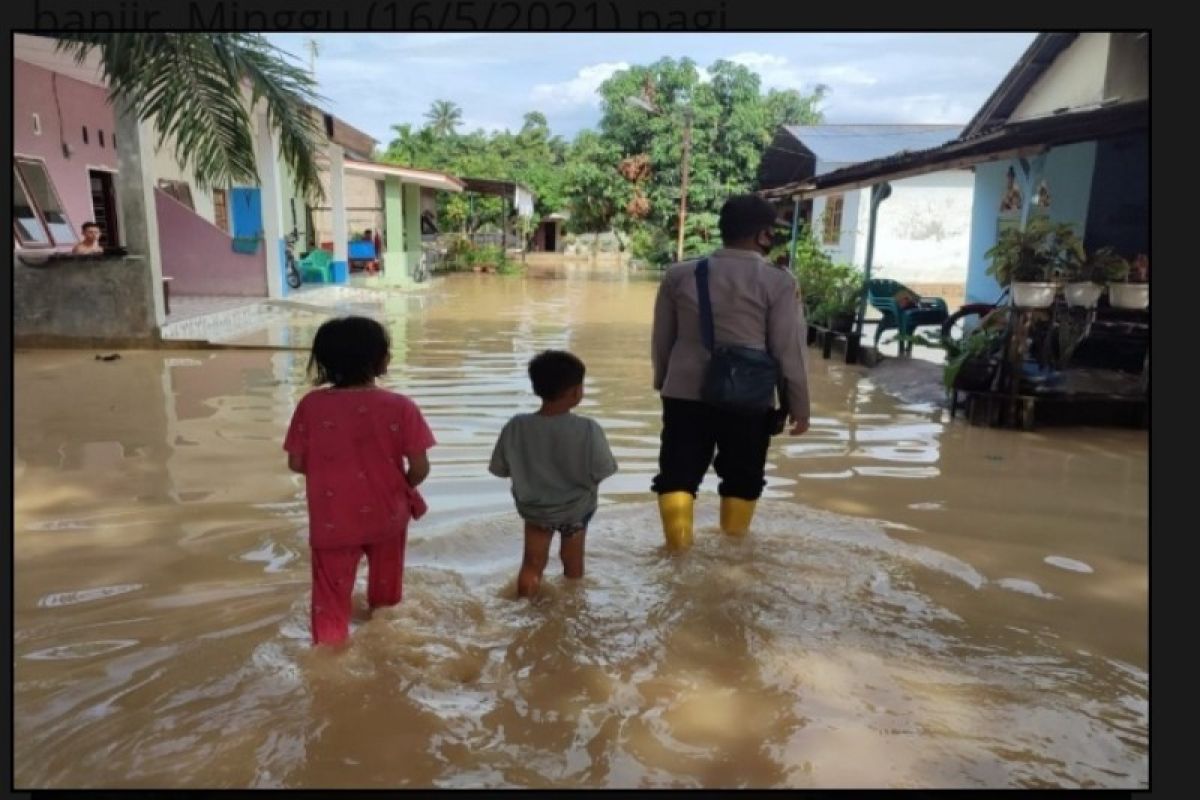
[489,412,618,526]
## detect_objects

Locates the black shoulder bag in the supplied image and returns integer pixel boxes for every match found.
[695,258,789,429]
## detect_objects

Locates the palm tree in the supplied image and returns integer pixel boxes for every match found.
[425,100,463,137]
[56,33,325,199]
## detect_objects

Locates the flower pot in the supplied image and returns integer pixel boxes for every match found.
[1011,282,1058,309]
[828,311,856,334]
[1108,282,1149,310]
[1064,281,1104,308]
[953,357,996,391]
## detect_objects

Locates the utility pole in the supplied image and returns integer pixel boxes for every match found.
[676,106,693,263]
[306,38,320,79]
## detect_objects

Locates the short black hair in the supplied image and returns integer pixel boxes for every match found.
[528,350,585,401]
[82,222,100,231]
[719,194,780,243]
[308,316,391,387]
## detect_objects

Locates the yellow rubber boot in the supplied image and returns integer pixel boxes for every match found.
[720,496,757,537]
[658,492,694,550]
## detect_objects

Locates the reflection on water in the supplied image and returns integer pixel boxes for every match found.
[14,273,1147,788]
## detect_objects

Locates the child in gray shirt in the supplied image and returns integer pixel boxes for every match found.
[489,350,618,597]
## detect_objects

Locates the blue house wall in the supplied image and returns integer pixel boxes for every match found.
[964,141,1098,305]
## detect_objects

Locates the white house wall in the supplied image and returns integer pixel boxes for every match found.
[1011,33,1111,121]
[813,171,974,286]
[871,171,974,284]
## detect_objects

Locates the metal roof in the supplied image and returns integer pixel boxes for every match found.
[781,125,962,174]
[342,159,464,193]
[761,99,1147,200]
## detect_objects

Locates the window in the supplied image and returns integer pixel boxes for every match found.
[82,125,89,144]
[822,194,844,245]
[14,158,77,246]
[157,179,195,210]
[14,168,51,247]
[211,188,230,234]
[32,113,42,136]
[98,130,105,148]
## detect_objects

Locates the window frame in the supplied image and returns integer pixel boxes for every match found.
[822,193,845,246]
[13,155,77,248]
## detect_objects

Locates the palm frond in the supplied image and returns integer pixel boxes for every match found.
[57,34,325,200]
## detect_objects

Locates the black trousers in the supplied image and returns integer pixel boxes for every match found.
[651,397,773,501]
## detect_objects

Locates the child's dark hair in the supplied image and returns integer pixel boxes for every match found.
[528,350,585,400]
[308,316,391,387]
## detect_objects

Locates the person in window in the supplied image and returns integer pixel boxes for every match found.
[72,222,104,255]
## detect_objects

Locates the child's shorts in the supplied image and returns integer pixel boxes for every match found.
[526,509,595,538]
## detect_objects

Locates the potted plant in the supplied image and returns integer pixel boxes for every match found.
[985,217,1080,309]
[907,317,1004,394]
[816,269,865,333]
[1109,252,1149,310]
[1065,246,1128,308]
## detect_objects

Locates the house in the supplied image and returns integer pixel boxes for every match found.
[13,34,464,343]
[758,124,970,302]
[762,32,1148,425]
[764,32,1148,310]
[532,213,568,253]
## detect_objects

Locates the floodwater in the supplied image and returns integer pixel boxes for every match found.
[13,270,1148,789]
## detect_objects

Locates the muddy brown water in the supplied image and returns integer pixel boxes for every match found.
[14,272,1147,788]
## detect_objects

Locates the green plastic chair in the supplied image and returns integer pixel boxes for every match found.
[867,278,949,354]
[299,249,333,284]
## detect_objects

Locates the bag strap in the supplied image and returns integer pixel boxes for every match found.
[694,258,714,352]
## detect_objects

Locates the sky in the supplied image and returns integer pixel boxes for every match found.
[265,32,1038,146]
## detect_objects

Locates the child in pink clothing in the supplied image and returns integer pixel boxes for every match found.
[284,316,436,646]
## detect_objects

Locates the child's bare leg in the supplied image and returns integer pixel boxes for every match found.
[518,523,554,597]
[560,528,586,580]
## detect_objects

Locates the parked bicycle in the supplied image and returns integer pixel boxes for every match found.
[940,287,1010,345]
[285,230,302,289]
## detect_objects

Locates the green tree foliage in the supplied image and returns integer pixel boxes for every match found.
[381,58,825,258]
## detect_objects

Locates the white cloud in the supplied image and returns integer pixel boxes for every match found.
[726,51,877,92]
[824,93,975,125]
[530,62,630,110]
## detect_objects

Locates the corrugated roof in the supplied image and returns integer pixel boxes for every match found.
[781,125,962,174]
[761,99,1147,200]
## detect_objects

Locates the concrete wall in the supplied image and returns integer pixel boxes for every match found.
[871,171,975,285]
[1104,32,1149,103]
[154,188,268,296]
[148,133,218,225]
[965,141,1098,305]
[1012,33,1111,121]
[13,59,119,249]
[14,254,157,343]
[811,169,975,288]
[312,170,383,244]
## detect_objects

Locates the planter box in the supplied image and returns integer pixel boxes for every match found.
[828,312,856,334]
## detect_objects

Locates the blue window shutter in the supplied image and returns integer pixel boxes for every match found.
[229,187,264,239]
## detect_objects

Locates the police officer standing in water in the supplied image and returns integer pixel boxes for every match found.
[650,194,811,550]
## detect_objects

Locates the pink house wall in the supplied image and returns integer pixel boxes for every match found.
[155,188,268,296]
[13,59,119,250]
